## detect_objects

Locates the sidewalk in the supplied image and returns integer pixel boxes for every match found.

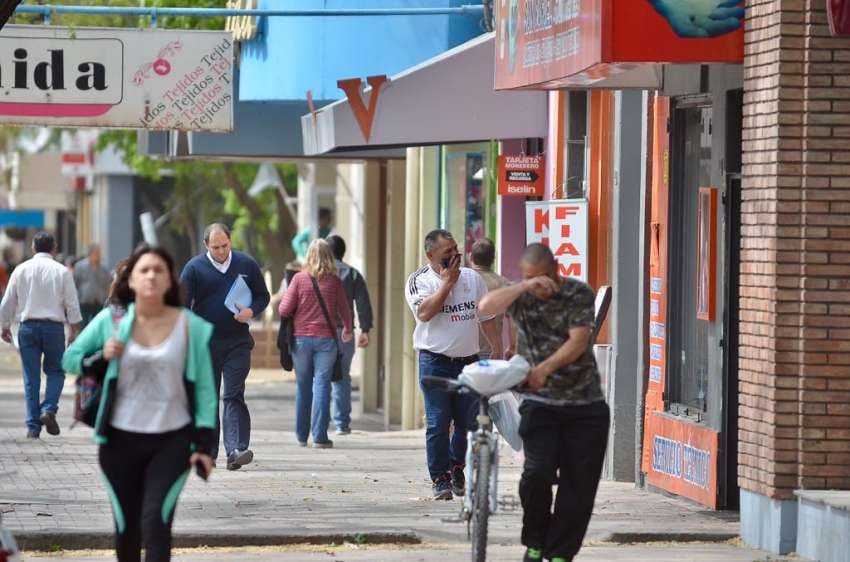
[0,346,790,561]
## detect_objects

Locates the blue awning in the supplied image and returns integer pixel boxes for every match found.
[0,209,44,228]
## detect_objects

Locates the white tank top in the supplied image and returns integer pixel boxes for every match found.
[111,313,192,433]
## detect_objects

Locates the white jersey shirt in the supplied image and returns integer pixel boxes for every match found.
[405,265,494,358]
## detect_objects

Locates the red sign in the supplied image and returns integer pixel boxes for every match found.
[498,155,545,196]
[495,0,744,90]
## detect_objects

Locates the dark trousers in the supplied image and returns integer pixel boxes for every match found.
[80,302,103,328]
[98,425,192,562]
[518,400,610,560]
[418,350,478,482]
[210,337,253,459]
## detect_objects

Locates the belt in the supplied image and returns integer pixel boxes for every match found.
[421,350,478,364]
[23,318,62,324]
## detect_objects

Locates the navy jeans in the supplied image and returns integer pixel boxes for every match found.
[331,329,356,431]
[418,350,478,482]
[292,336,337,444]
[210,338,253,459]
[18,320,66,433]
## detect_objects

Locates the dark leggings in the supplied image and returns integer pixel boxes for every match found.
[98,425,192,562]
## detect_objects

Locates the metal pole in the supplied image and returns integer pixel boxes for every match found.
[13,4,485,18]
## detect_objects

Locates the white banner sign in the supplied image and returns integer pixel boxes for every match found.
[0,25,233,131]
[525,199,588,282]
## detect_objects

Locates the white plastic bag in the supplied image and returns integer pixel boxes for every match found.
[458,355,530,397]
[490,391,523,452]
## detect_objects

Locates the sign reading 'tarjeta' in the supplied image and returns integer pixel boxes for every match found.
[498,154,545,196]
[0,25,234,131]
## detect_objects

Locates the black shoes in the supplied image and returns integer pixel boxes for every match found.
[451,464,465,497]
[226,449,254,471]
[26,430,39,439]
[432,476,453,500]
[39,412,60,436]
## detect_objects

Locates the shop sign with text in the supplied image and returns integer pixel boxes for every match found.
[498,154,545,196]
[525,199,587,282]
[495,0,744,90]
[0,26,233,131]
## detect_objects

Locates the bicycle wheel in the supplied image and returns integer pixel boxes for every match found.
[470,441,491,562]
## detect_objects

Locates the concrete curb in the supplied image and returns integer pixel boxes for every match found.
[602,532,739,544]
[16,531,422,552]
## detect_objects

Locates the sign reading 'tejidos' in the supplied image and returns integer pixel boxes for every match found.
[0,25,233,131]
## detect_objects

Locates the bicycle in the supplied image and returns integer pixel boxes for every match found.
[421,373,519,562]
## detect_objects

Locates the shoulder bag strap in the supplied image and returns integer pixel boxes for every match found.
[309,276,341,353]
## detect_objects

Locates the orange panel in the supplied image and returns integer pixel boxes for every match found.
[588,91,613,343]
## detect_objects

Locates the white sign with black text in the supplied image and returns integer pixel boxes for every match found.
[0,25,233,131]
[525,199,589,283]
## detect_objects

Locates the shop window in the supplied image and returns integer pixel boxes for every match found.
[442,146,488,262]
[667,104,713,420]
[562,90,588,199]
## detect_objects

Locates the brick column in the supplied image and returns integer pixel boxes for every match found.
[740,0,850,553]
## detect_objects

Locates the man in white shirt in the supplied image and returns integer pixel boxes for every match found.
[406,229,503,500]
[0,232,82,439]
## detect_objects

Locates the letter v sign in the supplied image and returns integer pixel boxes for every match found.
[337,75,388,143]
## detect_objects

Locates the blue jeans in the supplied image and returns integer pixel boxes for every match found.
[331,329,356,431]
[18,320,66,433]
[418,350,478,482]
[210,338,253,458]
[292,336,337,444]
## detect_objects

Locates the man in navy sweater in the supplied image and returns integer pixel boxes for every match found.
[180,223,270,470]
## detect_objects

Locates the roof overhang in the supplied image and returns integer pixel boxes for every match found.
[302,33,548,155]
[138,100,405,161]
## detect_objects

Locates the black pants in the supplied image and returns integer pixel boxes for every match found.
[98,425,193,562]
[210,337,253,459]
[518,400,610,560]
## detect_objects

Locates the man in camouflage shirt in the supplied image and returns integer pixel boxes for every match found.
[479,243,609,562]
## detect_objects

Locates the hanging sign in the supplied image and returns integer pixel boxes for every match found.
[525,199,588,282]
[498,154,545,196]
[0,25,233,131]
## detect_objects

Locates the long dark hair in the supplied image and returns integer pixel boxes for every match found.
[111,245,183,308]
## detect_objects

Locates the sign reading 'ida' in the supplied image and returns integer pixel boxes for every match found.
[498,155,545,196]
[0,25,233,131]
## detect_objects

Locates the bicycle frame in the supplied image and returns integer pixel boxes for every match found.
[463,394,500,521]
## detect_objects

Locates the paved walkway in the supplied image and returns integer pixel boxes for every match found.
[0,345,798,561]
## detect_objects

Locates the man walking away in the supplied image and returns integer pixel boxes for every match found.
[325,235,373,435]
[0,232,82,439]
[74,243,111,327]
[469,238,515,360]
[405,229,503,500]
[180,223,270,470]
[479,243,609,562]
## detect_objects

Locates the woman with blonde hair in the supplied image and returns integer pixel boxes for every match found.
[279,239,352,448]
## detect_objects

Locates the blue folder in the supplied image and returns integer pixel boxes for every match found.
[224,275,253,314]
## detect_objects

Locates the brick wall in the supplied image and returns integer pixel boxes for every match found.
[740,0,850,500]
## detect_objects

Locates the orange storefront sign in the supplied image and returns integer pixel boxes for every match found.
[498,155,545,196]
[495,0,744,89]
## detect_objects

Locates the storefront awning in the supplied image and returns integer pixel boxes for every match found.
[138,100,405,161]
[302,33,548,155]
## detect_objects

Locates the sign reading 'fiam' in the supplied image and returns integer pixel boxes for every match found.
[0,25,233,131]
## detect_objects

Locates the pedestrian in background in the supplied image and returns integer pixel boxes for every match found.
[479,243,609,562]
[63,245,217,562]
[279,239,352,448]
[291,207,335,260]
[180,223,270,471]
[405,229,502,500]
[0,232,81,439]
[469,238,516,360]
[74,243,112,328]
[325,235,373,435]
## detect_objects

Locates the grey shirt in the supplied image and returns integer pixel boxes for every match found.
[73,258,111,305]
